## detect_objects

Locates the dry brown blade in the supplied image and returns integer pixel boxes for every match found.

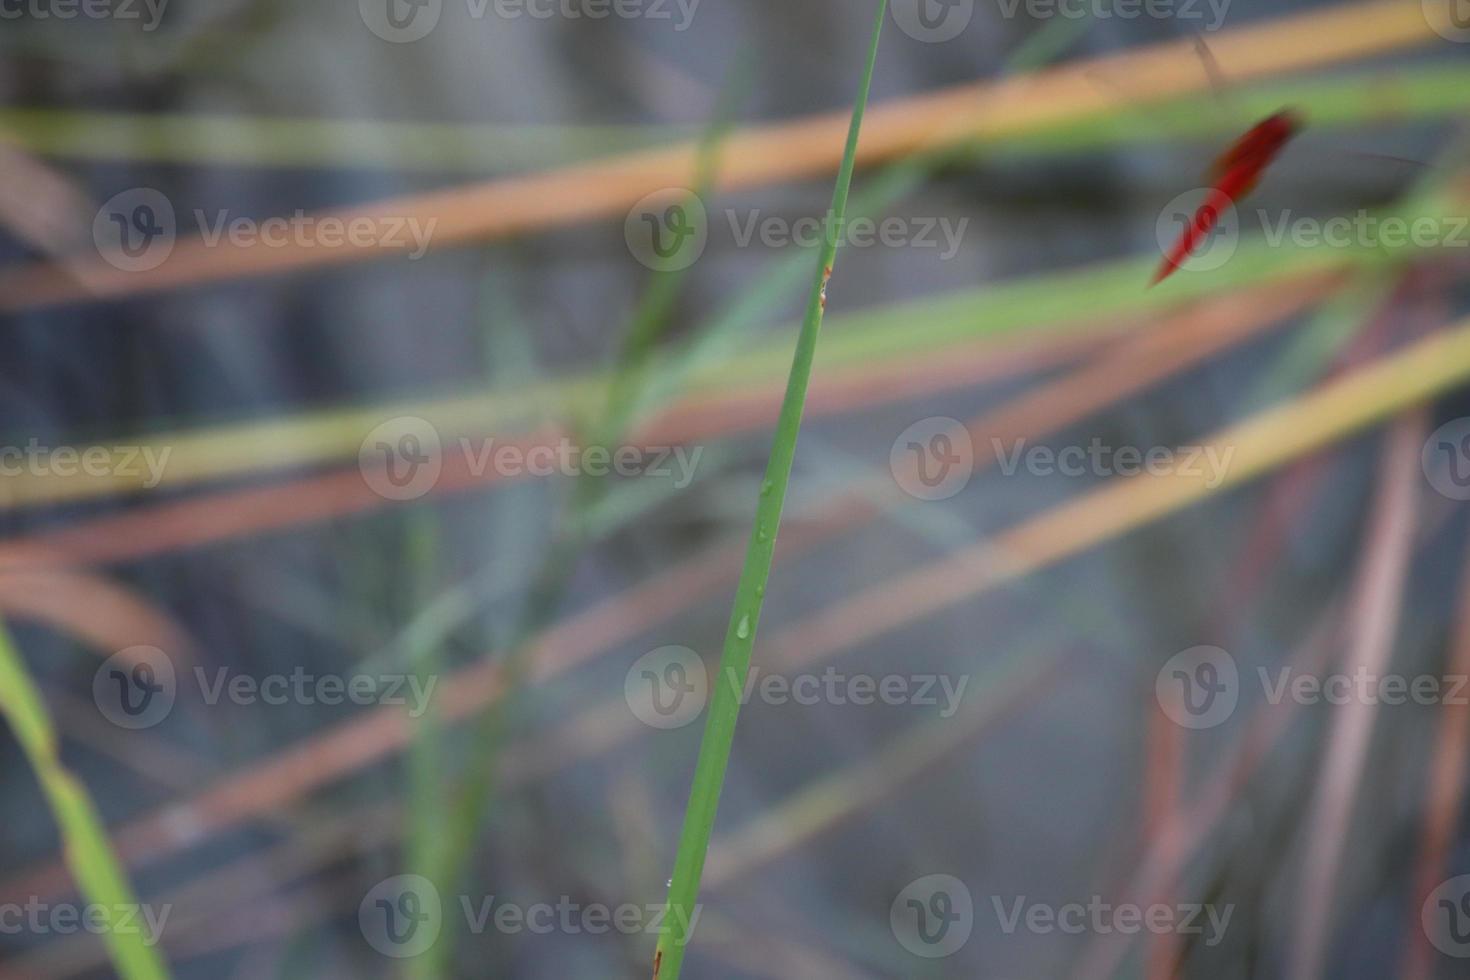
[43,688,214,790]
[700,646,1070,890]
[6,292,1434,979]
[1070,608,1342,980]
[20,385,1359,977]
[1210,278,1410,633]
[0,0,1436,312]
[0,143,95,268]
[0,427,565,569]
[0,797,402,979]
[774,319,1470,673]
[0,566,193,659]
[10,624,1070,978]
[1288,409,1425,980]
[1400,537,1470,980]
[0,319,1092,549]
[961,274,1338,470]
[1073,469,1460,978]
[0,271,1325,573]
[696,913,871,980]
[1141,694,1186,980]
[0,280,1329,906]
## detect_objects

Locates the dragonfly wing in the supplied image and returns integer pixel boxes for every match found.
[1152,184,1236,286]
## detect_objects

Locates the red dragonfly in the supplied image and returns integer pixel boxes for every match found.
[1147,36,1308,286]
[1151,107,1304,286]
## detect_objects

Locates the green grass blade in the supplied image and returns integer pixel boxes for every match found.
[0,621,171,980]
[652,4,889,977]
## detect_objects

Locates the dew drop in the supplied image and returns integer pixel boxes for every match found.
[736,615,751,639]
[760,480,773,496]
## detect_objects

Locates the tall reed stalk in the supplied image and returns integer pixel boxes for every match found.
[651,3,889,976]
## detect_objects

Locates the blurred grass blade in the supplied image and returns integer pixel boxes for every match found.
[0,0,1445,313]
[1288,411,1423,979]
[418,62,752,980]
[653,3,888,977]
[0,619,171,980]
